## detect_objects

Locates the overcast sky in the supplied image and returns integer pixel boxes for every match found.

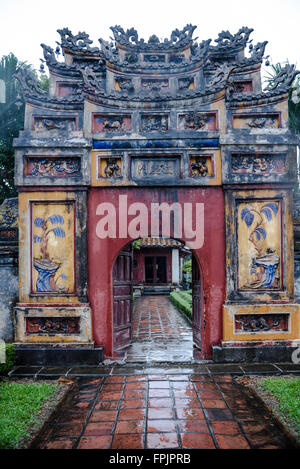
[1,0,299,76]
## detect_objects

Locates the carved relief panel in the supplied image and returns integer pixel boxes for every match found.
[31,201,76,295]
[140,114,169,132]
[97,156,123,179]
[232,113,281,129]
[25,156,81,178]
[33,116,77,131]
[178,111,218,131]
[92,114,131,132]
[189,154,214,178]
[225,190,294,303]
[237,199,282,291]
[231,154,287,176]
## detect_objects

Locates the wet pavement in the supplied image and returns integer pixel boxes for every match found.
[125,295,193,362]
[9,295,300,449]
[32,372,298,449]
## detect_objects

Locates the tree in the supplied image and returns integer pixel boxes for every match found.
[0,53,25,203]
[264,62,300,134]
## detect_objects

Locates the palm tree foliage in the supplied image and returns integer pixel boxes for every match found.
[0,54,49,204]
[264,62,300,134]
[0,53,25,203]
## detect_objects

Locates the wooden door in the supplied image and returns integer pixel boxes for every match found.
[192,257,202,349]
[113,245,133,352]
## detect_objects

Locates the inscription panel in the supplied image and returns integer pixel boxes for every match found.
[131,157,180,181]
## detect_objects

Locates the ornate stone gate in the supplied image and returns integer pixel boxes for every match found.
[13,25,300,361]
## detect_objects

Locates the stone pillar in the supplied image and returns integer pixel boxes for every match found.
[172,248,180,285]
[179,256,183,283]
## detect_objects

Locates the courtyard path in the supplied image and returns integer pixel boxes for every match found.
[32,372,296,449]
[124,295,193,362]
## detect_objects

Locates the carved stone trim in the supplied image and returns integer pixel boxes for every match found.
[92,114,131,132]
[140,114,169,132]
[234,313,289,333]
[231,154,287,175]
[25,156,81,177]
[26,317,80,334]
[97,156,122,179]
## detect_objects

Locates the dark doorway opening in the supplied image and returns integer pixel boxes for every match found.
[145,255,167,284]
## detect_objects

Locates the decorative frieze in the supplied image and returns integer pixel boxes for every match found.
[232,113,281,129]
[97,156,122,179]
[115,76,133,91]
[143,54,165,63]
[140,114,168,132]
[132,157,180,180]
[234,314,288,333]
[33,117,77,131]
[178,112,217,131]
[26,317,80,334]
[189,155,214,178]
[141,78,169,90]
[25,157,81,177]
[56,82,78,97]
[178,77,194,90]
[169,54,185,64]
[92,114,131,132]
[231,154,287,175]
[231,80,253,93]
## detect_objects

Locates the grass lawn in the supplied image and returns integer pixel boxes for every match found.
[0,380,60,449]
[170,289,192,319]
[259,377,300,437]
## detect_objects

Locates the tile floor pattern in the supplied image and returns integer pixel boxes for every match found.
[36,373,296,449]
[125,295,193,362]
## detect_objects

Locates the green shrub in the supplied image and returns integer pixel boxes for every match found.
[170,291,192,319]
[0,344,17,375]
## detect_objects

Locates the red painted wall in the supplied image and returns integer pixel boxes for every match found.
[88,187,226,359]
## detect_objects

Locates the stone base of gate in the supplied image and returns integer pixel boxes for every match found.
[13,344,104,366]
[14,304,93,344]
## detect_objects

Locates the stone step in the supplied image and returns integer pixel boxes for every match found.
[14,345,104,366]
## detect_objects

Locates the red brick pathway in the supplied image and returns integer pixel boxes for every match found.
[125,295,193,362]
[132,295,192,340]
[36,373,295,449]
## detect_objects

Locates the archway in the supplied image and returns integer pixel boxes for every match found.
[111,238,204,361]
[88,186,226,360]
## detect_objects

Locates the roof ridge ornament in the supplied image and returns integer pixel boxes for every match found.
[213,26,254,51]
[57,27,100,54]
[109,24,197,50]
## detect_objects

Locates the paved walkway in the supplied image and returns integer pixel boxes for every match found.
[32,372,297,449]
[125,295,193,362]
[9,295,300,449]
